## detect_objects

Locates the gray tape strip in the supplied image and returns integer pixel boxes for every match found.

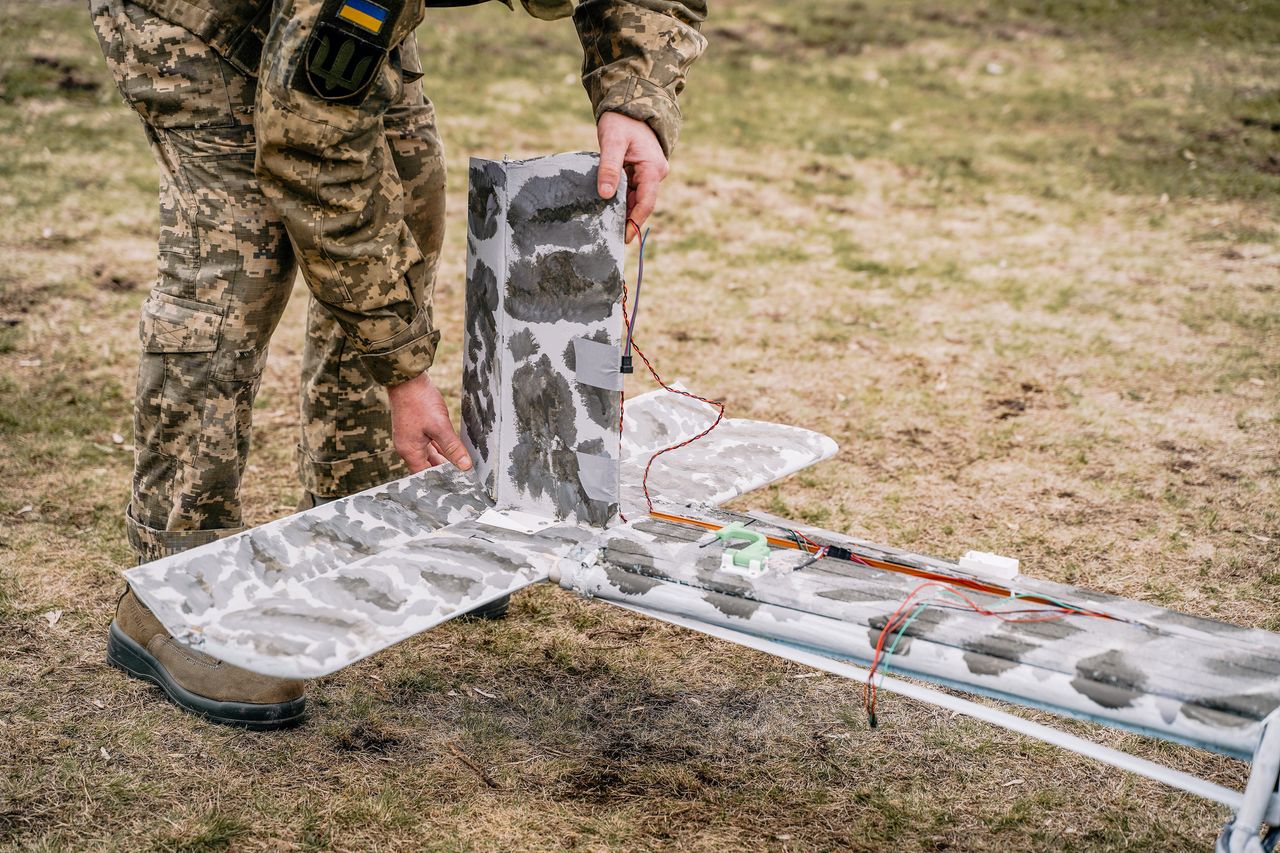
[572,336,622,391]
[575,450,619,504]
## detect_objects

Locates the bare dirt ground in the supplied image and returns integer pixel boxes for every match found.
[1,0,1277,849]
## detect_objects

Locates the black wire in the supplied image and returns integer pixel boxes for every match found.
[623,226,649,359]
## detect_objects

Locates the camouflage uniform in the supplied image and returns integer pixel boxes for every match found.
[90,0,706,562]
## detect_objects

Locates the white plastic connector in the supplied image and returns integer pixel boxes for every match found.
[720,552,767,576]
[958,550,1020,581]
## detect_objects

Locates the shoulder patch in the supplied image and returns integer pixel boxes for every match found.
[302,22,385,102]
[292,0,413,103]
[336,0,391,35]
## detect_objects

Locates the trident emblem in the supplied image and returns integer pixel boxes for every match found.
[308,34,374,96]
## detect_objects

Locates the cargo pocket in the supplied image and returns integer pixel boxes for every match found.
[165,123,259,238]
[199,348,266,466]
[104,1,238,130]
[136,294,223,462]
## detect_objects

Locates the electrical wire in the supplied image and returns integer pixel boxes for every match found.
[617,219,727,517]
[648,509,1121,620]
[607,227,1119,730]
[622,227,646,360]
[861,580,1103,726]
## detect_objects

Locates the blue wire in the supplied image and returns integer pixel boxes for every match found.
[876,590,1086,688]
[623,227,650,358]
[880,601,933,671]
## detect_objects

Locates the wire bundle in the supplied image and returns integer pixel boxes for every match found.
[862,581,1105,727]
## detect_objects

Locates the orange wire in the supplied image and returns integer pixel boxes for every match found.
[648,510,1118,620]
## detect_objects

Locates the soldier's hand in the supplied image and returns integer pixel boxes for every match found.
[596,111,668,243]
[386,372,472,473]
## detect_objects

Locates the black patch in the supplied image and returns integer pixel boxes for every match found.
[1181,690,1280,727]
[344,492,421,532]
[284,515,380,561]
[468,161,504,240]
[704,591,761,620]
[461,256,499,463]
[578,437,606,456]
[510,355,577,465]
[1152,609,1254,635]
[431,540,522,574]
[815,587,883,604]
[506,247,621,324]
[507,169,608,256]
[301,23,385,103]
[509,328,539,361]
[508,354,613,523]
[866,607,949,656]
[334,575,403,611]
[576,380,618,430]
[1178,703,1253,730]
[962,633,1039,677]
[248,535,293,585]
[509,170,609,227]
[1209,651,1280,678]
[1071,650,1147,710]
[604,562,664,596]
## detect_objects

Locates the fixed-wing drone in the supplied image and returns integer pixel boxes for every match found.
[125,153,1279,852]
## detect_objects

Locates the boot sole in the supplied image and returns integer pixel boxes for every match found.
[459,594,510,621]
[107,622,306,731]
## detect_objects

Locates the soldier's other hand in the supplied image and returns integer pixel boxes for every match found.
[596,111,668,243]
[386,371,472,473]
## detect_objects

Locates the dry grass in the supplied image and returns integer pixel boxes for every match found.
[1,0,1278,849]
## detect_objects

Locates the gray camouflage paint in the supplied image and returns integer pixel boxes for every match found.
[121,152,1280,773]
[619,387,838,515]
[557,507,1280,759]
[123,389,837,678]
[462,152,627,527]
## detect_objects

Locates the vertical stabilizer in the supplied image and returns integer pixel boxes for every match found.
[461,152,626,526]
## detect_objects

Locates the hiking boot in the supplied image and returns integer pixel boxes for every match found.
[106,587,306,730]
[461,594,511,621]
[296,491,338,512]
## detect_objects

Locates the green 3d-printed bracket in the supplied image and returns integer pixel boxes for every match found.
[715,522,771,569]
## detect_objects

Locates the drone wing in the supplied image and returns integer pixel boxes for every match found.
[122,396,839,679]
[620,387,838,514]
[556,506,1280,760]
[121,466,589,678]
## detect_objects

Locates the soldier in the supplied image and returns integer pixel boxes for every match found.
[90,0,707,729]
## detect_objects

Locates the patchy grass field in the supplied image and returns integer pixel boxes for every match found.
[2,0,1278,849]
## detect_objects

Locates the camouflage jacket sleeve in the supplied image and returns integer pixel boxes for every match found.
[252,0,437,387]
[522,0,708,157]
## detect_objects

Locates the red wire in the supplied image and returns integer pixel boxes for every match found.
[863,583,945,717]
[608,228,1101,725]
[617,220,726,517]
[862,581,1084,721]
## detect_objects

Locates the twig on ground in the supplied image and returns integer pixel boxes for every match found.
[448,742,504,790]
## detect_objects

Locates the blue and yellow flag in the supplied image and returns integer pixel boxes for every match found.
[337,0,389,35]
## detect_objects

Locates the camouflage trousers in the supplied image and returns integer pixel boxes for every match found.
[91,0,446,562]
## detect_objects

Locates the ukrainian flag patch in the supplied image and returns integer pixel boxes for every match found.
[337,0,389,35]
